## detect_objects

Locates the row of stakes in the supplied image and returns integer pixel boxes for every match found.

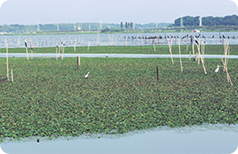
[4,37,233,85]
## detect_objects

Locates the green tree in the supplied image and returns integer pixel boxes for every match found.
[120,22,123,29]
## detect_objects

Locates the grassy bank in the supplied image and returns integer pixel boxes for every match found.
[1,45,238,55]
[0,57,237,142]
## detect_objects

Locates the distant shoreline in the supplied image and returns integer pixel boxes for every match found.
[1,29,238,36]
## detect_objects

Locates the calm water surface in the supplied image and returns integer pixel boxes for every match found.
[1,124,238,154]
[1,32,238,48]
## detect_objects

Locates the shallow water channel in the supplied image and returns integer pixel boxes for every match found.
[1,124,238,154]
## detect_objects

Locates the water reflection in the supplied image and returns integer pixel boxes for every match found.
[1,123,237,154]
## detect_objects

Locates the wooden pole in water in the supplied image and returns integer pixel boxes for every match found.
[62,45,64,60]
[156,66,159,83]
[88,40,90,50]
[201,41,207,74]
[195,39,201,65]
[189,50,191,62]
[11,69,13,83]
[25,40,29,61]
[167,39,174,64]
[6,41,9,81]
[224,41,229,72]
[74,39,76,51]
[178,39,183,72]
[77,54,80,70]
[220,54,233,86]
[192,40,195,58]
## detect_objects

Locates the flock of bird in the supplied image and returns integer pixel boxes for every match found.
[123,34,237,40]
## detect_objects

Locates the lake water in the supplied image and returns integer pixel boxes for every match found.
[1,123,238,154]
[1,31,238,48]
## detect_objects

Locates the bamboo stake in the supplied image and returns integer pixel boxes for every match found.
[189,50,191,62]
[201,41,207,74]
[167,39,174,64]
[195,38,201,65]
[219,54,233,86]
[224,41,229,72]
[88,40,90,50]
[192,40,195,58]
[11,69,13,83]
[178,39,183,72]
[62,45,64,60]
[74,39,76,51]
[25,40,29,61]
[77,54,80,70]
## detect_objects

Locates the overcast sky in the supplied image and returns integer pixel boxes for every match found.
[0,0,238,25]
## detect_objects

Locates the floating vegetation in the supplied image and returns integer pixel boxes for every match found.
[0,57,237,143]
[1,45,238,55]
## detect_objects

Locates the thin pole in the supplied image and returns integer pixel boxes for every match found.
[74,39,76,51]
[77,54,80,70]
[168,39,174,64]
[11,69,13,83]
[156,66,159,83]
[192,40,195,58]
[62,45,64,60]
[178,39,183,72]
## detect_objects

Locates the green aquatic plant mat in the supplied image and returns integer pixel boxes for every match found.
[1,45,238,55]
[0,57,237,142]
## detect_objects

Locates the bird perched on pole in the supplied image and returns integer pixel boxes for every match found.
[85,72,90,78]
[195,40,199,45]
[215,65,219,73]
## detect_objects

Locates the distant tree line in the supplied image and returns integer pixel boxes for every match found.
[0,22,172,33]
[173,15,238,27]
[120,22,133,30]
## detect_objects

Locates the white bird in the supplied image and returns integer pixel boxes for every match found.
[215,65,219,73]
[85,72,90,78]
